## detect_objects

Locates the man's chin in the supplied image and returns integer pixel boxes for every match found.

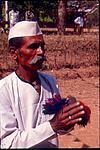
[31,61,43,70]
[36,62,43,69]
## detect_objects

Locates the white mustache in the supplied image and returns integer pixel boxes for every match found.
[29,56,46,65]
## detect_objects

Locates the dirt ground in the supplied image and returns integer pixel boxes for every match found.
[0,31,99,148]
[43,32,99,148]
[44,66,99,148]
[58,77,99,148]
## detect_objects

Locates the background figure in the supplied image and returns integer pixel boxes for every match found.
[25,7,35,21]
[9,5,19,28]
[74,12,84,35]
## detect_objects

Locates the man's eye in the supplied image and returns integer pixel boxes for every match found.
[29,44,39,50]
[28,43,45,50]
[40,43,45,49]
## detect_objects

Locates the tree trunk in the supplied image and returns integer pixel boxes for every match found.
[57,0,66,35]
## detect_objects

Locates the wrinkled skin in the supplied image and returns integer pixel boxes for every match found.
[46,95,91,132]
[50,101,85,132]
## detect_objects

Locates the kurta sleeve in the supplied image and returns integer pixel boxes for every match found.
[0,88,56,148]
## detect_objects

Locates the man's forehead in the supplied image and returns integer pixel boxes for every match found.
[22,35,45,47]
[24,35,44,42]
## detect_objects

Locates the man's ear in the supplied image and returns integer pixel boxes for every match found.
[9,46,18,60]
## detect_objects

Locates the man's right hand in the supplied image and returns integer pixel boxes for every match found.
[50,101,85,133]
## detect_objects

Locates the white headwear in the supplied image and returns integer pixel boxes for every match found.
[8,21,43,40]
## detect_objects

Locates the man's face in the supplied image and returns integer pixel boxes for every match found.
[17,35,46,72]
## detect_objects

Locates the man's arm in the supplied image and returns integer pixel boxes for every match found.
[0,89,56,148]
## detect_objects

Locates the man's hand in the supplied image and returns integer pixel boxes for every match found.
[50,101,85,133]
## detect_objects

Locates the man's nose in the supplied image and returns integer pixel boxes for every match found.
[36,46,44,54]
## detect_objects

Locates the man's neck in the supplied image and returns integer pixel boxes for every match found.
[15,66,39,83]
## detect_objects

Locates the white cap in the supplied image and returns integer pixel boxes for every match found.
[8,21,43,40]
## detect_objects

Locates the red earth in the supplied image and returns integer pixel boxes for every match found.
[0,31,99,148]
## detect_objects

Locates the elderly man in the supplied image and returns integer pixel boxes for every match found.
[0,21,85,148]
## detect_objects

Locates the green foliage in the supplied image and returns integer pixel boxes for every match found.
[39,15,53,23]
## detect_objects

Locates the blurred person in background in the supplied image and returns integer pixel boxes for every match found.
[74,12,84,35]
[25,7,35,21]
[9,4,19,28]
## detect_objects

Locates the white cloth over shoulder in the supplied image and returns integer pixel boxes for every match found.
[0,72,60,148]
[74,16,84,27]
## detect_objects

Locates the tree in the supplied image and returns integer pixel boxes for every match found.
[57,0,66,35]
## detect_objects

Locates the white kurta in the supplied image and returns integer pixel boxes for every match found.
[0,72,60,148]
